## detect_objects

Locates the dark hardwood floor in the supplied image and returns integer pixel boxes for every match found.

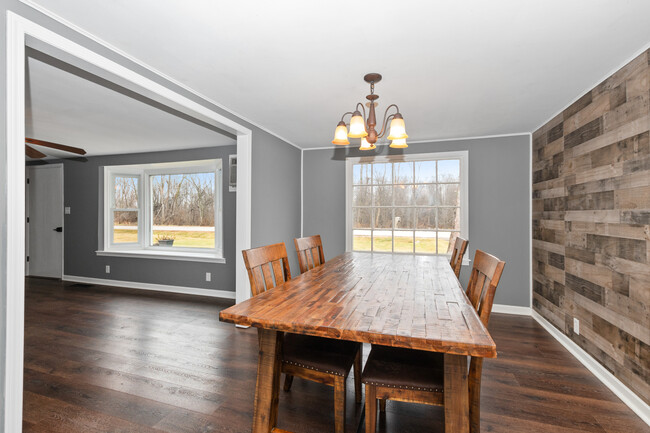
[23,277,648,433]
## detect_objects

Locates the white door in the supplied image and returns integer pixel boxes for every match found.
[26,164,64,278]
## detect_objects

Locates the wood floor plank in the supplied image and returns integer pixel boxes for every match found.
[23,277,649,433]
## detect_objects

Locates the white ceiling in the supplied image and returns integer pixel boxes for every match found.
[26,50,234,159]
[27,0,650,149]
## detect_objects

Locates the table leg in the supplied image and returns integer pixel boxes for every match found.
[253,329,283,433]
[444,353,469,433]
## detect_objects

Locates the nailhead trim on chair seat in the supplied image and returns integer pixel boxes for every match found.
[361,379,442,393]
[283,359,346,376]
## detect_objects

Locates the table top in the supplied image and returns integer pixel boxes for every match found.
[220,252,497,358]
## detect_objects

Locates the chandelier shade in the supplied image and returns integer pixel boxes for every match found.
[348,111,369,138]
[389,138,408,148]
[332,73,408,150]
[359,137,376,150]
[387,114,408,140]
[332,121,350,145]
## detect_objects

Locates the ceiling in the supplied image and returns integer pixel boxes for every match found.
[26,49,235,159]
[27,0,650,149]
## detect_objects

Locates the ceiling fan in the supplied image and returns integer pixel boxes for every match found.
[25,137,87,160]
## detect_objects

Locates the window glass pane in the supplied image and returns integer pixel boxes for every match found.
[438,160,460,182]
[113,211,138,243]
[394,231,414,253]
[415,208,436,229]
[438,207,460,230]
[353,230,371,251]
[394,208,413,230]
[394,184,413,206]
[353,186,372,207]
[353,164,371,185]
[414,161,436,183]
[437,231,455,254]
[353,208,371,229]
[394,162,413,184]
[151,173,215,249]
[415,231,436,254]
[372,163,392,184]
[439,184,460,206]
[413,184,438,206]
[372,230,392,252]
[372,208,392,229]
[114,176,138,208]
[373,186,393,207]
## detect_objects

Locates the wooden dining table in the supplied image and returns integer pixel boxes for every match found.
[219,252,497,433]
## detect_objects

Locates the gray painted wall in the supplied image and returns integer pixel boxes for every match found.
[251,134,302,274]
[0,2,302,427]
[303,135,531,307]
[59,146,237,291]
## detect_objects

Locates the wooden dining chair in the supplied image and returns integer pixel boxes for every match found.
[449,236,469,278]
[361,249,505,433]
[294,234,326,274]
[242,243,362,433]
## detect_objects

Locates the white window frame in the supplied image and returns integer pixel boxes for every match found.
[345,151,469,258]
[98,159,224,263]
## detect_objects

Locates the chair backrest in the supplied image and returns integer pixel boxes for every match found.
[466,249,505,327]
[294,235,325,274]
[465,250,505,433]
[449,236,469,278]
[242,243,292,297]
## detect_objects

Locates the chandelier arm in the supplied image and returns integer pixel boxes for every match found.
[377,104,400,137]
[339,111,355,123]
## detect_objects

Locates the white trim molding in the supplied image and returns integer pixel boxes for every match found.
[62,275,236,300]
[532,311,650,426]
[492,304,531,316]
[303,132,531,152]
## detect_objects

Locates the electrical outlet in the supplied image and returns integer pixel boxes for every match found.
[206,272,211,282]
[64,207,71,215]
[573,317,580,335]
[105,265,110,274]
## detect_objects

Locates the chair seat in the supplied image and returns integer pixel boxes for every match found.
[362,346,445,392]
[283,333,359,377]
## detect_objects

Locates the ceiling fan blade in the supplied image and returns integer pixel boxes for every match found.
[26,138,87,156]
[25,144,46,159]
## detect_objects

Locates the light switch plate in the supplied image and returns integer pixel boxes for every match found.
[64,207,71,214]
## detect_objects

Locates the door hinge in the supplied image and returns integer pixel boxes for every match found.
[26,256,29,262]
[26,217,29,223]
[26,178,30,184]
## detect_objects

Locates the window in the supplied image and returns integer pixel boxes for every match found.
[99,159,223,262]
[346,151,468,255]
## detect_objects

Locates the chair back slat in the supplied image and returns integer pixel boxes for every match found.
[294,235,325,274]
[242,243,292,297]
[449,236,469,278]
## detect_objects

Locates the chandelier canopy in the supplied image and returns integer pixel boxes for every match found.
[332,73,408,149]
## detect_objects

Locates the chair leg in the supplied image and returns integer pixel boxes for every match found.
[365,384,377,433]
[378,398,386,412]
[283,374,294,392]
[334,375,346,433]
[354,345,362,404]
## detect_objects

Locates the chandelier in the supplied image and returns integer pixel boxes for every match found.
[332,73,408,150]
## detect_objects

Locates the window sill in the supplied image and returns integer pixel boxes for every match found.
[96,249,226,263]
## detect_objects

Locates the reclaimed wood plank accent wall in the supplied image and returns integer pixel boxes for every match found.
[532,49,650,404]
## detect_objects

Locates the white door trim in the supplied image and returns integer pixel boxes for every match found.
[4,12,253,432]
[26,163,64,278]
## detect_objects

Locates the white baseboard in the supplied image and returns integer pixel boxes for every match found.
[532,311,650,426]
[62,275,236,300]
[492,304,531,315]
